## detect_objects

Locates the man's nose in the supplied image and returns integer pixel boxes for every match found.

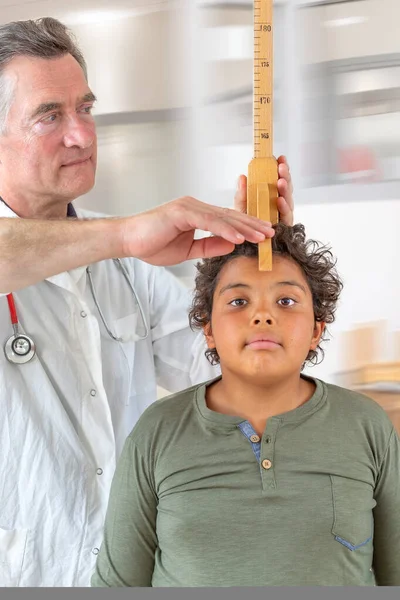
[63,116,95,149]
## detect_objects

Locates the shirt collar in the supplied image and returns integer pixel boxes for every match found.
[67,203,77,218]
[195,375,327,430]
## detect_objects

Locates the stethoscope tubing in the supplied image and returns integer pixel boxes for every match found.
[4,258,149,364]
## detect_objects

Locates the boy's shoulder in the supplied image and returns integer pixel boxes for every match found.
[127,380,212,446]
[322,379,395,432]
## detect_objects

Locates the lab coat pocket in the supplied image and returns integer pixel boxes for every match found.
[330,476,374,551]
[0,527,28,586]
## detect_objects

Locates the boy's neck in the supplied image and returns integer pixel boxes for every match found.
[206,372,316,437]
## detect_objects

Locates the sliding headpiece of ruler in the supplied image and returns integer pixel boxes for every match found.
[247,0,278,271]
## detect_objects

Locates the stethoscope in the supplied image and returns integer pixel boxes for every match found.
[5,293,36,364]
[4,258,149,365]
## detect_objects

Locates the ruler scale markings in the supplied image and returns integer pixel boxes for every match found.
[247,0,279,270]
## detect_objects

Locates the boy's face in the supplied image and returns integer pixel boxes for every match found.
[204,255,325,385]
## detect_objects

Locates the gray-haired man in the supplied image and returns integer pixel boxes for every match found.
[0,18,294,586]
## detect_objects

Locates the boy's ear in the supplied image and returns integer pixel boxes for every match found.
[310,321,325,351]
[203,323,216,350]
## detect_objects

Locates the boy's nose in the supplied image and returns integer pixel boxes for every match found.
[253,317,273,325]
[252,306,274,325]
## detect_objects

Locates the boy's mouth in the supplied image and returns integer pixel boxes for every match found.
[245,334,282,350]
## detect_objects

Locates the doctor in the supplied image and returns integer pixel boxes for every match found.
[0,17,294,586]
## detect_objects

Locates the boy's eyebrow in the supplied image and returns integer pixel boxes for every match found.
[219,283,251,296]
[29,92,97,120]
[274,280,307,294]
[219,280,308,296]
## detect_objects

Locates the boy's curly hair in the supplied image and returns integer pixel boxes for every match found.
[189,223,343,368]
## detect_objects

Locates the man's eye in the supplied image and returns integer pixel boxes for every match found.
[278,297,295,307]
[42,114,57,123]
[229,298,247,307]
[81,105,93,114]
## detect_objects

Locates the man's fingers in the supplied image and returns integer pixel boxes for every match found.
[277,155,289,169]
[188,236,236,260]
[175,199,274,245]
[234,158,293,212]
[203,208,274,245]
[277,156,293,190]
[278,163,293,194]
[234,174,247,213]
[276,196,293,226]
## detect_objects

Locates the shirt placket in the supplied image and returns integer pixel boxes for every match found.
[237,418,280,492]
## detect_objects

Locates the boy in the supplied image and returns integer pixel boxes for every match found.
[91,224,400,586]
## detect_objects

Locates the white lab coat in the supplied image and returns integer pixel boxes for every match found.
[0,201,219,586]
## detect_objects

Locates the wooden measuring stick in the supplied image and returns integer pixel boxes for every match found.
[247,0,278,271]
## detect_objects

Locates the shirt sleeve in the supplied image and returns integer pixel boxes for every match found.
[372,427,400,586]
[147,265,219,391]
[91,436,157,587]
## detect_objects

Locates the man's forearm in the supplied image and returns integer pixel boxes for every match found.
[0,195,277,293]
[0,217,124,292]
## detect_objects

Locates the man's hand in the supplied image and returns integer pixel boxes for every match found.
[234,155,294,226]
[121,196,275,266]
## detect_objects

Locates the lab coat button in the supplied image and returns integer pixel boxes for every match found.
[92,548,99,555]
[96,468,103,476]
[80,311,87,318]
[90,389,97,397]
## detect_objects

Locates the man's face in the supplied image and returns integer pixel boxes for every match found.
[205,255,325,385]
[0,53,97,216]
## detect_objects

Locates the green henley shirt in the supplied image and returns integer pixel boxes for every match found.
[91,376,400,586]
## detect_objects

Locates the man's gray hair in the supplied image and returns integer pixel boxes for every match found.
[0,17,87,134]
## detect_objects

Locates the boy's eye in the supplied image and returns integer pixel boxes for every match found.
[229,298,248,307]
[278,297,296,307]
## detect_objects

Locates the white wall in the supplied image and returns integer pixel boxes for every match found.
[75,120,195,216]
[297,199,400,382]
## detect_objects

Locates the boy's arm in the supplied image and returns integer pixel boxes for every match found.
[372,427,400,586]
[91,436,157,587]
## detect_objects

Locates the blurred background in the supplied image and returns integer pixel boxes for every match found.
[1,0,399,426]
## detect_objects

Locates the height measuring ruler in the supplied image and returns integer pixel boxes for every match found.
[247,0,278,270]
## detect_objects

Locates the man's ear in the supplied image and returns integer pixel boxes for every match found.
[310,321,325,351]
[202,322,216,350]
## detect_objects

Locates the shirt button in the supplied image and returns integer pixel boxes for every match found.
[250,434,260,443]
[90,389,97,397]
[80,311,87,318]
[96,468,103,476]
[92,547,99,555]
[262,459,272,470]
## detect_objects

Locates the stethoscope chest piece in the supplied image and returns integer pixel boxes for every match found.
[4,333,36,364]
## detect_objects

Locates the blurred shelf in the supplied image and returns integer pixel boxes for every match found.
[335,362,400,388]
[336,362,400,433]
